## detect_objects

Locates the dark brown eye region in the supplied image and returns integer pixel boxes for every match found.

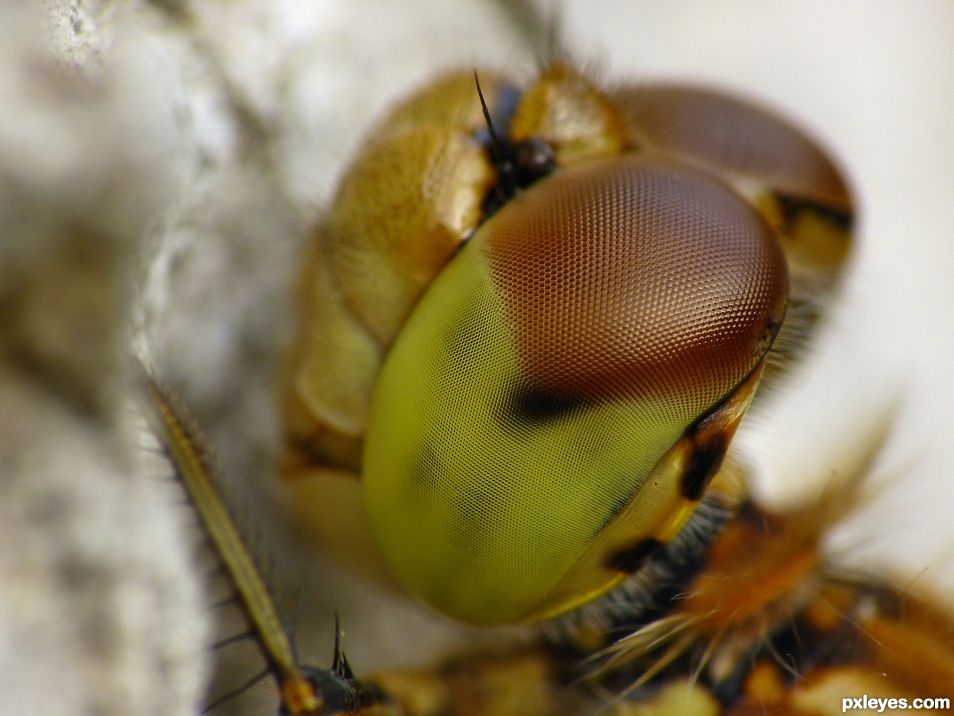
[482,154,788,416]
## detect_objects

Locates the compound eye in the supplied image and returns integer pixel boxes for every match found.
[483,155,787,409]
[362,154,788,625]
[613,84,850,212]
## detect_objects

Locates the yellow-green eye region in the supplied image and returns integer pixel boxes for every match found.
[362,155,787,625]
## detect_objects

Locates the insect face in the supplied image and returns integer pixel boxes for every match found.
[363,152,787,624]
[283,63,846,628]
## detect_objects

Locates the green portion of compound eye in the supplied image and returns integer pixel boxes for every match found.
[362,155,787,625]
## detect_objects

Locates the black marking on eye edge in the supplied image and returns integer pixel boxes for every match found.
[502,384,582,424]
[776,192,853,233]
[604,537,665,574]
[680,430,730,501]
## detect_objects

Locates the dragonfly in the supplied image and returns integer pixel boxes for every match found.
[266,54,953,716]
[139,4,954,714]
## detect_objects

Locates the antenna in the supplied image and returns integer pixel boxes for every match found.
[475,70,518,203]
[141,370,387,715]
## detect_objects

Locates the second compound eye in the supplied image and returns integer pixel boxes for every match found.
[362,154,788,625]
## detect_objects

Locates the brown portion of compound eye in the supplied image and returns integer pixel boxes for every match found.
[481,155,788,417]
[613,84,851,212]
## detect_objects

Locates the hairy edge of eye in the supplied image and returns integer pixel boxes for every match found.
[362,154,788,625]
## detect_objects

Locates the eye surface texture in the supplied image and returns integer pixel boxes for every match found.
[362,154,787,624]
